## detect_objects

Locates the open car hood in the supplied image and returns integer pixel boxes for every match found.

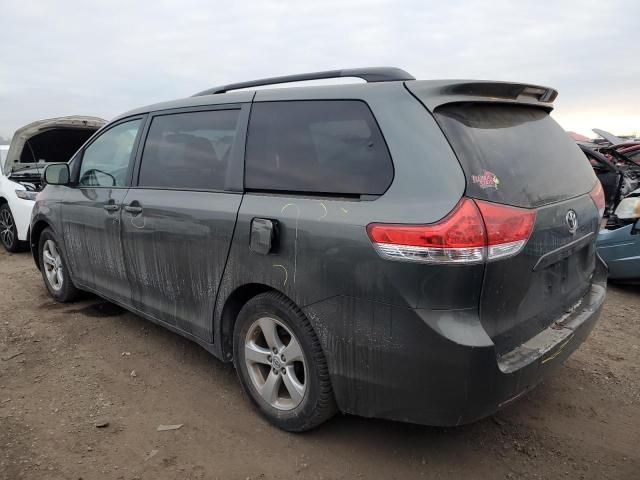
[3,116,106,176]
[593,128,626,146]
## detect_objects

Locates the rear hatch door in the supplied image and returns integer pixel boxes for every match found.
[407,82,601,355]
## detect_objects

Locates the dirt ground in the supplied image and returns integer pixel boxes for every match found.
[1,249,639,480]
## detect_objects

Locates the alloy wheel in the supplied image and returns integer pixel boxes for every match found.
[42,239,64,291]
[0,208,15,248]
[244,316,307,410]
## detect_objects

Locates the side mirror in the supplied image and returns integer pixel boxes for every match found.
[632,218,640,236]
[44,163,70,186]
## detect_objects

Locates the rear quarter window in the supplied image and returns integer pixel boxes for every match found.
[245,100,393,195]
[435,103,597,208]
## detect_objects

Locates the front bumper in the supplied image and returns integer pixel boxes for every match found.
[304,258,607,426]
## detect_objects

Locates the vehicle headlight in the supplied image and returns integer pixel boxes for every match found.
[614,197,640,219]
[15,189,38,201]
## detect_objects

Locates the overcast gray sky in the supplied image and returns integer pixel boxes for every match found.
[0,0,637,140]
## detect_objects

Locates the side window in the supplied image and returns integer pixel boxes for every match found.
[138,109,240,190]
[245,100,393,195]
[78,120,141,187]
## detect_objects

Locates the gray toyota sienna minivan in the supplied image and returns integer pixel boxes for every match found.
[32,68,607,431]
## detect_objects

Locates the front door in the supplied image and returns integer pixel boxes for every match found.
[61,118,143,303]
[121,108,245,340]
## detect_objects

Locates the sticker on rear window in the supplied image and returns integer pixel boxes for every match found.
[471,171,500,189]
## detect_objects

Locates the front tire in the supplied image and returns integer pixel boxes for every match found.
[38,228,80,302]
[0,203,26,252]
[233,292,337,432]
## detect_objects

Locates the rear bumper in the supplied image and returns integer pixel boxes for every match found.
[303,257,607,426]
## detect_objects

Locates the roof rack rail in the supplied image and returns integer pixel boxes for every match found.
[192,67,415,96]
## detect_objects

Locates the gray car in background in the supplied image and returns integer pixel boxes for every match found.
[31,68,607,431]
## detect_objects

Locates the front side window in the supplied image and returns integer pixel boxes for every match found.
[138,109,240,190]
[245,100,393,195]
[78,119,141,187]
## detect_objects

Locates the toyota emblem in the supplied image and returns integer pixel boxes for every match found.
[566,210,578,234]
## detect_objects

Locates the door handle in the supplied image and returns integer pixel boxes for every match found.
[103,204,119,212]
[124,205,143,214]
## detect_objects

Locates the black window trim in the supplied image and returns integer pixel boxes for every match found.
[243,98,395,199]
[72,115,147,189]
[130,103,250,194]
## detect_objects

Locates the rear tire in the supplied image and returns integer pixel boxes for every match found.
[0,204,26,252]
[233,291,337,432]
[38,228,80,302]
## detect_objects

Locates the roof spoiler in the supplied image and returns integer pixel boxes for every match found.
[193,67,415,96]
[406,80,559,112]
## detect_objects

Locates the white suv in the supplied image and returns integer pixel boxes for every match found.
[0,116,104,251]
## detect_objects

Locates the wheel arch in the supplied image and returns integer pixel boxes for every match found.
[218,282,285,361]
[30,219,53,270]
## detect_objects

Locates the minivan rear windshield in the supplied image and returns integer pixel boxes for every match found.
[435,103,596,208]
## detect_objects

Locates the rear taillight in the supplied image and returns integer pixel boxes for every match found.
[475,200,536,261]
[367,198,486,264]
[589,181,605,219]
[367,198,536,264]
